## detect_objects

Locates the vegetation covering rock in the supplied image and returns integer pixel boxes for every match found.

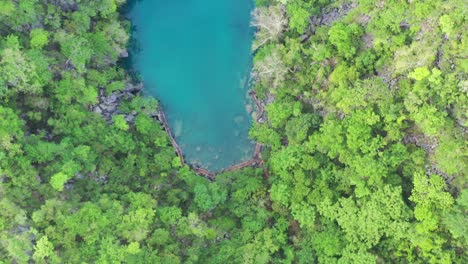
[0,0,466,263]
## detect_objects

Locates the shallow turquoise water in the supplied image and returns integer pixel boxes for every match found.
[129,0,255,171]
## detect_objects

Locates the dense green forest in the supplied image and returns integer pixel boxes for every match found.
[0,0,466,263]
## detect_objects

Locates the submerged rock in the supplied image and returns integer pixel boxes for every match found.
[234,115,245,124]
[120,49,129,58]
[251,111,258,120]
[245,104,253,114]
[173,120,183,138]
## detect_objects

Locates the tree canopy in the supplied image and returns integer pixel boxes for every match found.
[0,0,466,263]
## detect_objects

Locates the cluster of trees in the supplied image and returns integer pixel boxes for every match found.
[250,0,467,262]
[0,0,466,263]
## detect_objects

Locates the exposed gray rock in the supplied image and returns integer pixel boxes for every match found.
[321,3,357,25]
[105,94,119,104]
[120,50,129,58]
[125,82,144,93]
[93,81,145,122]
[307,2,358,36]
[101,103,117,113]
[52,0,79,12]
[125,114,135,123]
[93,106,103,114]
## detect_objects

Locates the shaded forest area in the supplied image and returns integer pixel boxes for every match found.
[0,0,466,263]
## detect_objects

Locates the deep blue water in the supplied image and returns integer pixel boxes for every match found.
[129,0,255,171]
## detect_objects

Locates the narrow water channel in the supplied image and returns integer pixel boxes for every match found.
[129,0,255,171]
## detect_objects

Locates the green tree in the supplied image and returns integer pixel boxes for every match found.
[328,23,362,59]
[33,236,59,264]
[113,115,129,131]
[30,28,49,49]
[287,0,312,34]
[50,172,70,191]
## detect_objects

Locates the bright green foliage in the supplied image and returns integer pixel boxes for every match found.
[328,23,362,59]
[250,0,465,262]
[410,174,454,233]
[266,101,294,128]
[287,0,313,34]
[30,28,49,49]
[49,172,70,191]
[193,182,227,211]
[0,1,15,17]
[433,134,467,176]
[33,236,58,264]
[0,36,43,96]
[439,14,454,35]
[320,185,411,251]
[0,0,466,263]
[112,114,129,131]
[409,66,431,81]
[409,173,456,262]
[285,113,320,145]
[443,190,468,242]
[249,123,282,149]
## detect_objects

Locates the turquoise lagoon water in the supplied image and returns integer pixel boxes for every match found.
[129,0,255,171]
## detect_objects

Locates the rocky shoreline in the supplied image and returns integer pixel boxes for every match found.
[91,1,355,178]
[92,77,268,179]
[91,81,143,122]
